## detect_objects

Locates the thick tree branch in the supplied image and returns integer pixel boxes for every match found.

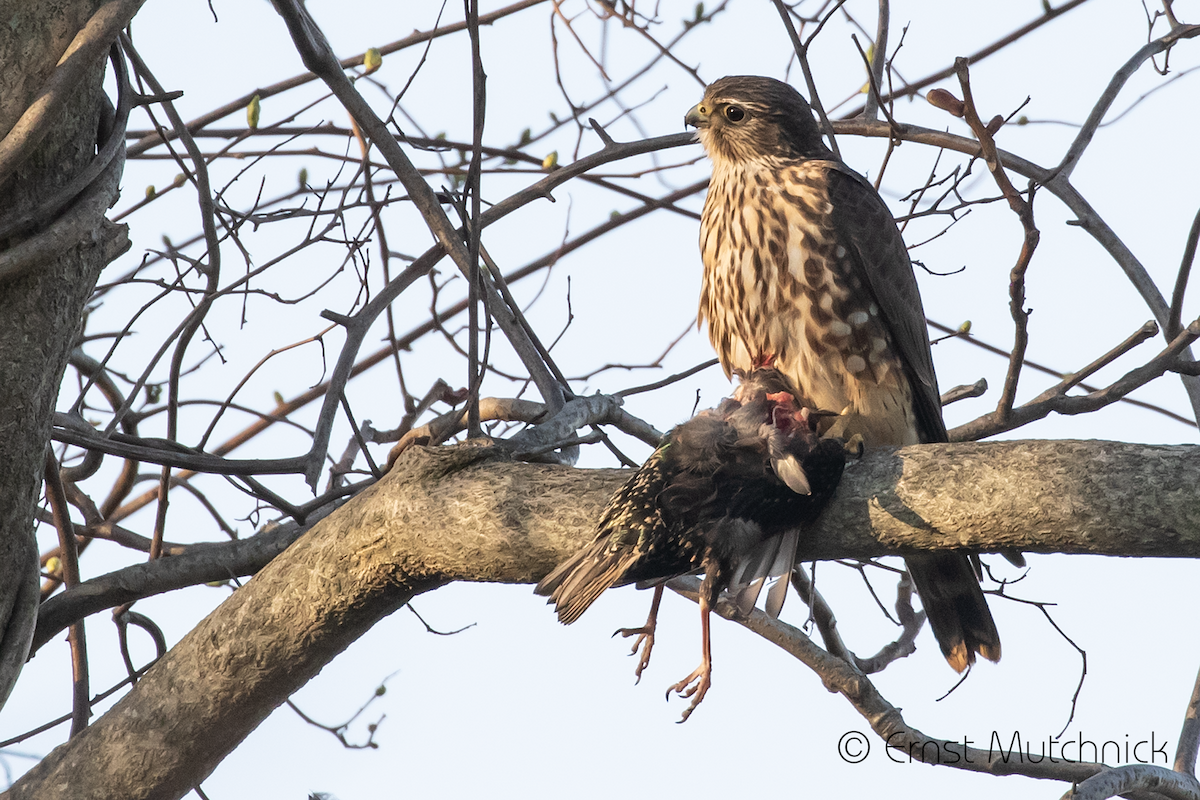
[8,438,1200,800]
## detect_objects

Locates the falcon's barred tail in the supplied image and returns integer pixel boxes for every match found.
[904,553,1001,672]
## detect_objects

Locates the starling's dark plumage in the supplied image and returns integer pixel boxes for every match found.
[685,75,1002,673]
[535,368,846,720]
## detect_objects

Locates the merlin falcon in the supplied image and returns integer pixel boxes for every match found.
[685,75,1001,673]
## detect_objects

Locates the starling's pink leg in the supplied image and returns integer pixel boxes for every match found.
[668,595,713,723]
[614,585,663,683]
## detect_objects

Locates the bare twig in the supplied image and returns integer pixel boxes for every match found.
[465,0,486,437]
[861,0,889,122]
[953,58,1041,420]
[617,358,720,398]
[940,379,987,406]
[1028,321,1159,402]
[787,564,922,675]
[1056,23,1200,180]
[930,319,1194,428]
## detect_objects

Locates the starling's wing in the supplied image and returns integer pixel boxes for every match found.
[763,527,800,618]
[726,428,844,616]
[731,579,766,617]
[728,524,799,590]
[765,435,812,495]
[535,441,674,624]
[823,164,948,444]
[536,412,744,623]
[764,436,849,617]
[729,522,796,618]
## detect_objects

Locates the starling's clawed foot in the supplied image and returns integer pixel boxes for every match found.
[666,663,711,723]
[613,585,663,683]
[613,624,656,683]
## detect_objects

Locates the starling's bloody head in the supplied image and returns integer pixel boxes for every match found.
[685,76,830,164]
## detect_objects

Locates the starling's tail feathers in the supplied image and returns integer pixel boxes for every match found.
[905,552,1001,672]
[535,541,643,625]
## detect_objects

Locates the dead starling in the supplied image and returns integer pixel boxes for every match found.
[535,368,846,721]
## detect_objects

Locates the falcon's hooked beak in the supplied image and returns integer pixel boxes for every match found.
[684,102,711,129]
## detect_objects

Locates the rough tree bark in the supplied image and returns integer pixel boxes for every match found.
[5,438,1199,800]
[0,0,133,707]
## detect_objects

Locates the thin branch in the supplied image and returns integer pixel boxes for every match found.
[52,415,308,475]
[617,358,719,398]
[940,379,987,406]
[465,0,486,437]
[44,451,90,737]
[668,576,1112,784]
[1176,660,1200,776]
[930,319,1194,428]
[770,0,844,159]
[1169,206,1200,341]
[1028,321,1159,403]
[951,319,1200,441]
[861,0,889,121]
[1056,23,1200,180]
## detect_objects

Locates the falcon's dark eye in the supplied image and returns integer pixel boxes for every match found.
[724,105,745,122]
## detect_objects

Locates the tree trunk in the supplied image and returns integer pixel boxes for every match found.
[0,0,131,708]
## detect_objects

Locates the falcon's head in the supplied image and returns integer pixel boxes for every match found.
[684,76,831,165]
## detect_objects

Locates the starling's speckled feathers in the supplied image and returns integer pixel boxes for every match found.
[686,75,1002,673]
